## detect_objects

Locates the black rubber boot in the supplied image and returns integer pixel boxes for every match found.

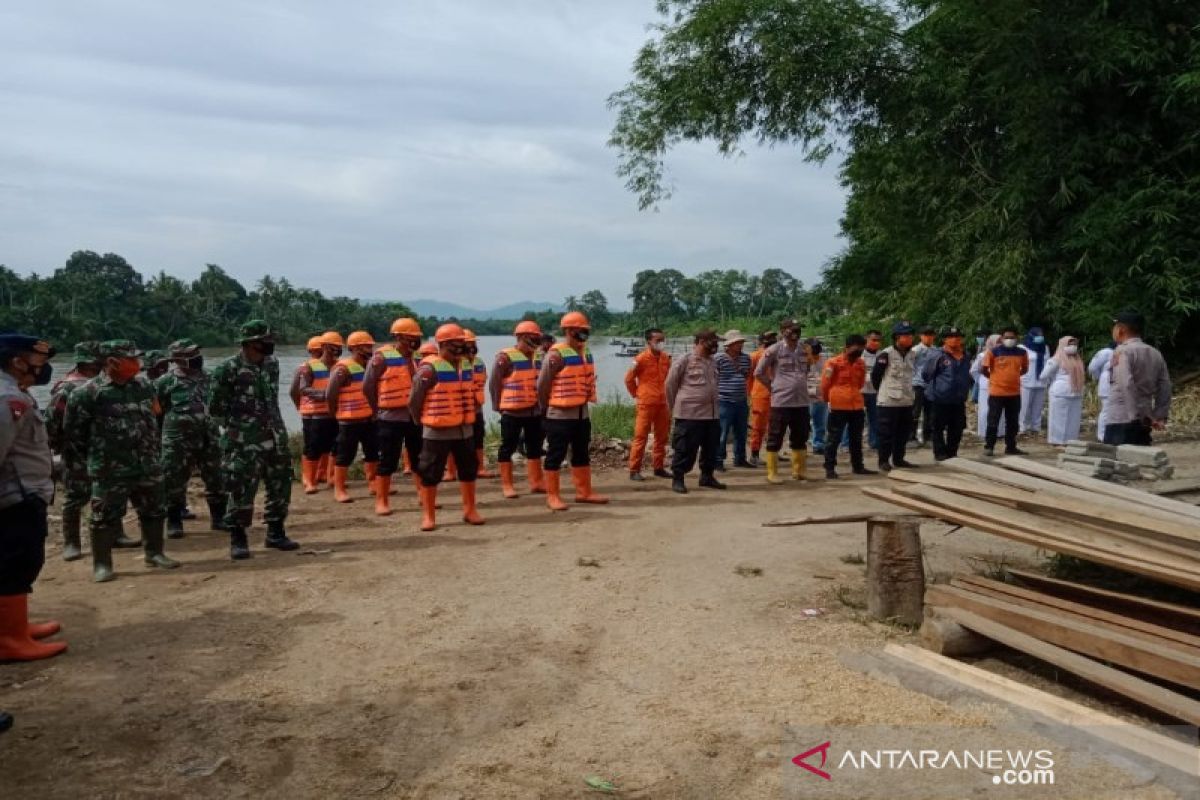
[698,473,727,490]
[112,520,141,549]
[166,507,185,540]
[208,499,228,532]
[142,517,180,569]
[264,520,300,551]
[229,526,251,560]
[671,477,688,494]
[825,467,839,480]
[90,526,116,583]
[62,508,83,561]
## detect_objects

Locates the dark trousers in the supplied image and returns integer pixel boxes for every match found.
[930,402,966,460]
[498,414,545,462]
[911,387,933,441]
[377,419,422,476]
[863,393,879,449]
[766,406,811,452]
[0,497,48,595]
[301,416,339,460]
[876,405,913,466]
[985,395,1021,451]
[671,418,721,478]
[825,410,865,471]
[1103,421,1153,446]
[417,437,477,486]
[335,420,379,467]
[544,418,592,470]
[473,415,486,450]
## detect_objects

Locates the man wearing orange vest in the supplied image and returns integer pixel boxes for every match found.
[408,324,484,531]
[316,332,345,485]
[326,331,380,502]
[536,311,608,511]
[624,327,672,481]
[291,335,339,494]
[820,334,877,480]
[489,320,546,499]
[363,318,422,516]
[747,330,777,466]
[463,329,494,479]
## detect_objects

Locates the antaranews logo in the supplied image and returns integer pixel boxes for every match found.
[792,741,832,781]
[790,740,1055,787]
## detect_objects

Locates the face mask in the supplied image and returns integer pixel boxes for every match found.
[1064,345,1078,355]
[1002,337,1017,348]
[651,341,665,352]
[1033,335,1045,344]
[187,356,204,370]
[110,358,141,383]
[975,337,985,347]
[575,330,590,343]
[846,349,862,361]
[21,358,53,386]
[257,341,276,356]
[866,341,879,353]
[896,335,914,349]
[523,337,540,350]
[704,341,718,355]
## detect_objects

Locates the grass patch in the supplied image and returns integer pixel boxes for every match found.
[590,394,637,441]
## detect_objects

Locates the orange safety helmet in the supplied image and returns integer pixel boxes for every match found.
[463,328,477,343]
[346,331,375,348]
[419,341,438,357]
[434,323,466,343]
[306,336,324,353]
[322,331,345,348]
[390,317,422,337]
[514,320,542,336]
[560,311,590,330]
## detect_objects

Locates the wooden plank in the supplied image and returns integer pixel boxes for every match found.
[926,584,1200,688]
[883,643,1200,777]
[890,470,1200,548]
[891,484,1200,575]
[1148,477,1200,497]
[996,456,1200,522]
[861,487,1200,592]
[1004,569,1200,636]
[761,513,917,527]
[950,575,1200,654]
[936,607,1200,726]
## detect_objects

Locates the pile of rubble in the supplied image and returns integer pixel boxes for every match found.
[1058,440,1174,482]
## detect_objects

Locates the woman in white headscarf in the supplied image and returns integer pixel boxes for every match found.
[1039,335,1086,445]
[970,335,1005,439]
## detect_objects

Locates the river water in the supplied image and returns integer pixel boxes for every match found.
[33,335,700,431]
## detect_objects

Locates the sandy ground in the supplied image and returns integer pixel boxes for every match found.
[1,436,1197,798]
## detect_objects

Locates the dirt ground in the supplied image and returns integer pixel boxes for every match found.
[1,436,1197,798]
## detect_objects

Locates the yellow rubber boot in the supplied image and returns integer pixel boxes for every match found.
[791,450,807,481]
[765,452,784,484]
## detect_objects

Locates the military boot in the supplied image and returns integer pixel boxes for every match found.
[90,526,116,583]
[208,499,229,531]
[229,526,251,560]
[112,520,141,549]
[142,517,180,569]
[61,508,83,562]
[264,520,300,551]
[166,507,185,539]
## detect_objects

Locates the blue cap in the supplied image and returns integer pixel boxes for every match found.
[891,321,915,336]
[0,333,55,358]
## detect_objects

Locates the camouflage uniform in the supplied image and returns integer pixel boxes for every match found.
[44,342,100,560]
[156,339,224,536]
[208,320,298,558]
[64,340,179,581]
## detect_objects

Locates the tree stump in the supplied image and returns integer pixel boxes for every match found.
[866,517,925,626]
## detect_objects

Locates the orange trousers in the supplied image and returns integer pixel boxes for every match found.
[629,404,671,473]
[750,397,771,452]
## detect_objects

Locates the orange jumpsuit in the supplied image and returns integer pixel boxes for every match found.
[624,347,672,473]
[749,348,772,452]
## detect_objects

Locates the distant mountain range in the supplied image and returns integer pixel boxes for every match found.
[404,299,564,320]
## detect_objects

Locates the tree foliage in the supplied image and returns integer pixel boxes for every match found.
[610,0,1200,354]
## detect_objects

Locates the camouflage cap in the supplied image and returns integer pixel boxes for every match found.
[72,340,102,365]
[167,338,201,358]
[142,349,168,369]
[239,319,273,343]
[99,339,144,359]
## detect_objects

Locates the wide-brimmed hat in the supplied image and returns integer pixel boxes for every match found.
[721,329,747,345]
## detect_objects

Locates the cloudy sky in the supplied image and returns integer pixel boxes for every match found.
[0,0,845,309]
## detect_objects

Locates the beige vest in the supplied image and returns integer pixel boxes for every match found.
[877,346,917,408]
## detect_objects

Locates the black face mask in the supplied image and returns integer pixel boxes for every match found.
[257,341,276,356]
[27,360,53,386]
[575,331,590,343]
[522,337,540,350]
[188,356,204,370]
[846,349,863,361]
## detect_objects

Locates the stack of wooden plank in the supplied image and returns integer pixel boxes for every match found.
[862,456,1200,726]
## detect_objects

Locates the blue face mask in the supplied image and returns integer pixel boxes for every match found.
[975,337,985,346]
[1033,336,1045,344]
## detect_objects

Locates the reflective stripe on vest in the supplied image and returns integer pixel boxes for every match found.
[472,355,486,407]
[549,343,596,408]
[299,359,330,417]
[335,359,372,421]
[375,346,413,409]
[499,348,539,411]
[420,358,475,428]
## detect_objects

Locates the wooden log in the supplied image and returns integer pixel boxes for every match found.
[918,610,993,657]
[883,643,1200,777]
[1004,569,1200,636]
[935,608,1200,727]
[926,584,1200,688]
[866,518,925,626]
[1148,477,1200,497]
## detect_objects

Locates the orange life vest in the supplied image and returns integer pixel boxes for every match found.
[335,359,372,422]
[471,355,486,407]
[420,357,476,428]
[299,359,330,417]
[750,349,771,402]
[499,348,540,411]
[375,346,413,410]
[549,343,597,408]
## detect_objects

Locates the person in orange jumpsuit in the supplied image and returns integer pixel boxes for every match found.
[747,330,777,467]
[624,327,671,480]
[326,331,380,502]
[819,334,878,480]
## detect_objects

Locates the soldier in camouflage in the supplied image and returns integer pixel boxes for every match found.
[64,340,180,582]
[208,320,299,560]
[45,341,101,561]
[156,339,225,538]
[143,350,170,382]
